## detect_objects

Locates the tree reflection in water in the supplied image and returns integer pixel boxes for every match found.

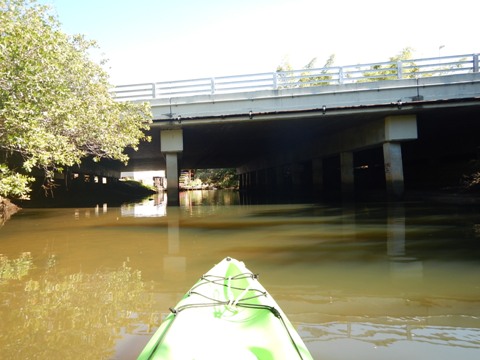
[0,253,156,360]
[0,252,33,282]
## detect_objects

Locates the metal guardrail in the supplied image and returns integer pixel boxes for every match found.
[112,53,480,101]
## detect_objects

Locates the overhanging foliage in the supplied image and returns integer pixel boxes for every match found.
[0,0,152,199]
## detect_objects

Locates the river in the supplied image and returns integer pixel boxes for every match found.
[1,190,479,359]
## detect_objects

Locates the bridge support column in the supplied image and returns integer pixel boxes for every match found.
[244,172,250,190]
[246,172,253,190]
[161,129,183,206]
[291,163,304,194]
[165,154,180,205]
[276,166,286,192]
[252,171,259,190]
[381,115,417,199]
[340,151,354,198]
[383,142,404,199]
[239,173,245,190]
[312,158,324,197]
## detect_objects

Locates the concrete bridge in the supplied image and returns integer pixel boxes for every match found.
[114,54,480,204]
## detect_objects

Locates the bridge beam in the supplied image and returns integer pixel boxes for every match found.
[161,129,183,206]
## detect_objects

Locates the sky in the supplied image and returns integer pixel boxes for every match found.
[39,0,479,85]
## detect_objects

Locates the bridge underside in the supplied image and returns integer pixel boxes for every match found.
[123,99,480,203]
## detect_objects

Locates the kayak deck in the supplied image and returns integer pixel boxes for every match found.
[137,257,313,360]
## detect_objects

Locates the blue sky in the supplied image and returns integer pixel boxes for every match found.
[40,0,479,85]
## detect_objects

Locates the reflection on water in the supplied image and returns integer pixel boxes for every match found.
[0,256,153,360]
[0,190,479,359]
[121,193,167,217]
[119,190,241,218]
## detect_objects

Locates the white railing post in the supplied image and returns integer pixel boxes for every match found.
[210,78,216,95]
[273,72,278,90]
[151,83,156,98]
[473,54,479,73]
[338,67,344,84]
[397,61,403,79]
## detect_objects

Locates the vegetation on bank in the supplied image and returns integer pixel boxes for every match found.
[181,169,238,190]
[461,161,480,192]
[0,0,152,204]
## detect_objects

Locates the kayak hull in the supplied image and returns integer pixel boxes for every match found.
[137,257,313,360]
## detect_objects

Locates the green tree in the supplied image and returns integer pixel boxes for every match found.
[276,54,336,88]
[275,56,295,88]
[361,47,418,81]
[0,0,152,200]
[195,168,238,189]
[301,54,336,86]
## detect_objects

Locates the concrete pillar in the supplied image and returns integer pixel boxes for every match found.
[259,169,267,191]
[275,166,285,191]
[340,151,354,196]
[291,163,303,188]
[291,163,311,197]
[165,153,180,205]
[246,172,252,190]
[266,168,276,193]
[161,129,183,206]
[383,142,404,199]
[239,173,245,190]
[312,158,324,196]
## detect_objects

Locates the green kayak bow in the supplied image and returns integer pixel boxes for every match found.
[137,257,313,360]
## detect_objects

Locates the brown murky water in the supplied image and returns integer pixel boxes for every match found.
[1,190,479,359]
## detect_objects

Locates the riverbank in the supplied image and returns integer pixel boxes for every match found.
[12,179,156,209]
[0,198,20,226]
